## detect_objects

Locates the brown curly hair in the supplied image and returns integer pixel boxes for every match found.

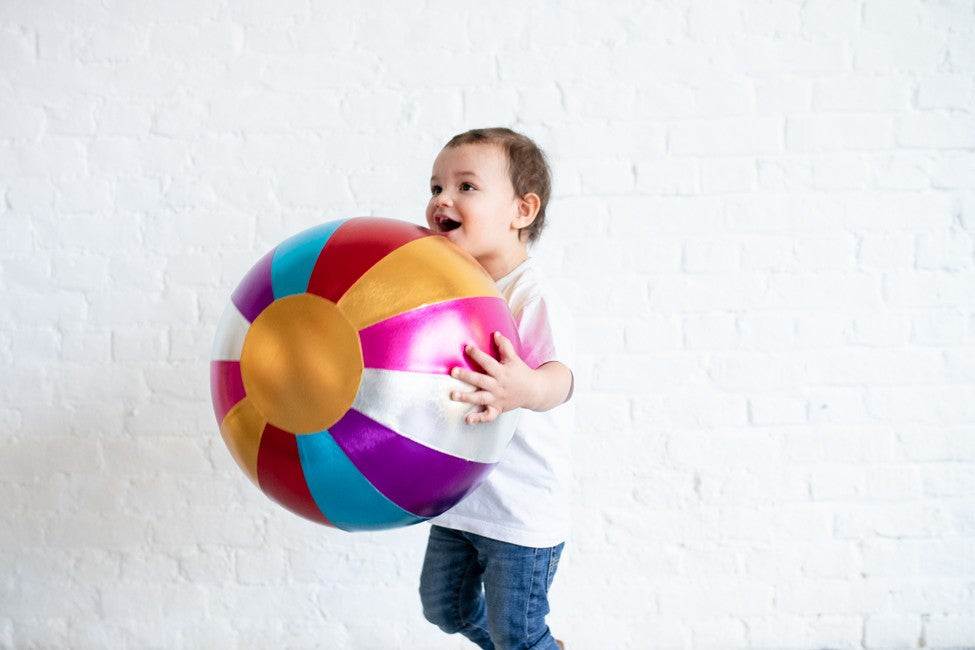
[443,128,552,244]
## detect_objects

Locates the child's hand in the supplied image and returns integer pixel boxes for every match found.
[449,332,536,425]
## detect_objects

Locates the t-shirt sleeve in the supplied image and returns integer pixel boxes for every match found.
[516,294,575,371]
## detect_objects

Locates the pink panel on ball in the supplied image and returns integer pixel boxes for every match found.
[306,217,431,303]
[329,409,496,518]
[358,296,521,375]
[210,360,246,423]
[256,424,335,527]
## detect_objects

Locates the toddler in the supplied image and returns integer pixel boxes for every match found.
[419,127,574,650]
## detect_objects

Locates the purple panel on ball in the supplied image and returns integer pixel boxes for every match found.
[328,409,495,518]
[231,248,276,323]
[358,296,520,374]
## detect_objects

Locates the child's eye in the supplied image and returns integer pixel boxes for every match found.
[460,182,476,191]
[431,185,442,196]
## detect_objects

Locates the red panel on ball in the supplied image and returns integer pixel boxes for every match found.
[210,360,246,423]
[306,217,431,303]
[256,424,335,527]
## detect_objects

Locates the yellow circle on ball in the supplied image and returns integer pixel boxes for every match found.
[240,294,363,434]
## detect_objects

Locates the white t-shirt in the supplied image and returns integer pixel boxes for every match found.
[432,258,575,548]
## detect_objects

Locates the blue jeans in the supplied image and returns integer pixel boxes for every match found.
[419,525,564,650]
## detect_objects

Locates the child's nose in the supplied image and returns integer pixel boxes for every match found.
[435,192,453,207]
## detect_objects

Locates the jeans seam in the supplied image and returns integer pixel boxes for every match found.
[546,548,559,590]
[457,541,485,639]
[524,547,541,645]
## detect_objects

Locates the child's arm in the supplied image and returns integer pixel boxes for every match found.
[449,331,574,425]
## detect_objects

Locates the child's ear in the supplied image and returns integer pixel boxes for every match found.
[513,192,541,230]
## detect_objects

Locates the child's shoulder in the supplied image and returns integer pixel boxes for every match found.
[505,264,574,367]
[501,259,574,357]
[497,259,546,313]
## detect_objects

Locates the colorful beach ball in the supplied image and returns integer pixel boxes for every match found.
[209,217,522,531]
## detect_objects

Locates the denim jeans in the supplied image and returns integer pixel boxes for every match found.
[419,525,564,650]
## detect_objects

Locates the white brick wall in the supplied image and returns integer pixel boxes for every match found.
[1,1,973,648]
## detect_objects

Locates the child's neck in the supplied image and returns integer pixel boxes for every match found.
[478,242,529,281]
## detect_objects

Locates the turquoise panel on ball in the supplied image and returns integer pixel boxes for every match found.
[271,219,348,299]
[295,424,428,531]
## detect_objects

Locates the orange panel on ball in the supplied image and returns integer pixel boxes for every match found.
[240,294,364,434]
[338,236,500,330]
[219,397,266,487]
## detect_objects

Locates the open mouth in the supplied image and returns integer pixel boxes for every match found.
[436,216,462,232]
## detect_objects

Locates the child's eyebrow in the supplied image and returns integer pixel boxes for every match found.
[430,170,482,182]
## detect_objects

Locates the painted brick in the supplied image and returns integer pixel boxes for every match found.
[669,117,784,156]
[925,615,975,646]
[786,115,895,152]
[918,73,975,110]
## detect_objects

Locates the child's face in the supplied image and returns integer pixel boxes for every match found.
[426,143,528,276]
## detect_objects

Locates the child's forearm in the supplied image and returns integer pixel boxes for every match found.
[525,361,574,412]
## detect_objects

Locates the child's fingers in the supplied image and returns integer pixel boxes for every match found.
[466,405,501,424]
[493,331,517,362]
[450,366,492,390]
[463,343,500,373]
[450,387,493,406]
